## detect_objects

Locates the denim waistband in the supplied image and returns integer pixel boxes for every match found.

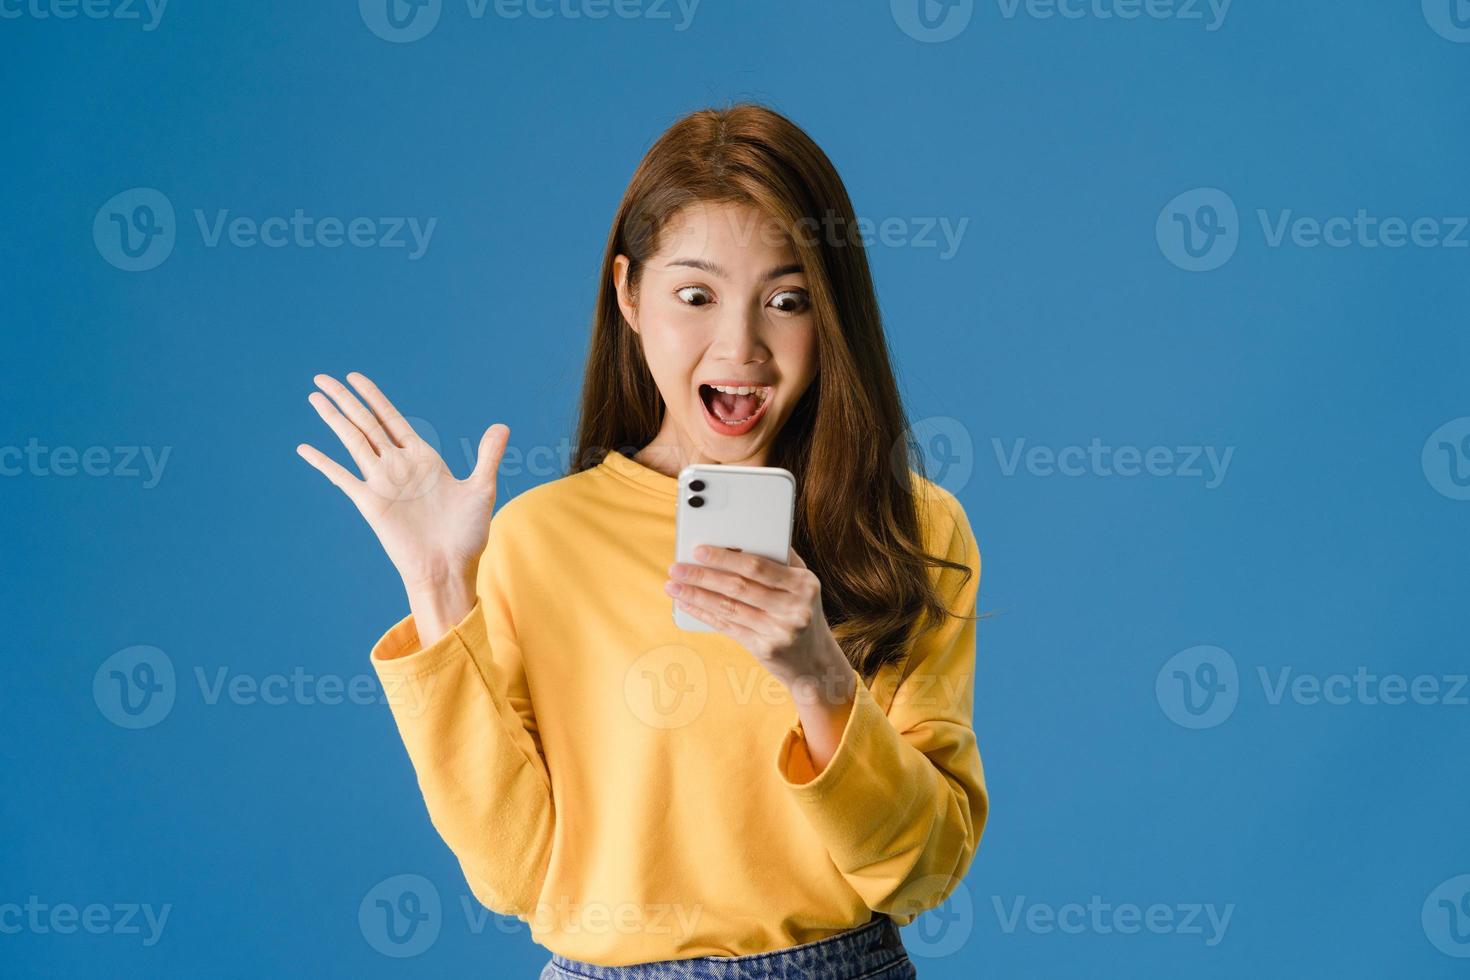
[544,914,910,980]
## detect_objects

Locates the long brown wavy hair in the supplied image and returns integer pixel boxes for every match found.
[571,102,975,680]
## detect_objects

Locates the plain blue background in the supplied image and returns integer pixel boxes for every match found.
[4,1,1469,976]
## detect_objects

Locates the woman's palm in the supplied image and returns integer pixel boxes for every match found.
[296,372,508,588]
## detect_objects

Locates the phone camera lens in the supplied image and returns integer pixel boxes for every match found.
[689,479,705,492]
[688,495,704,508]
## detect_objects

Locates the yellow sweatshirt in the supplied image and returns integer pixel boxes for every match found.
[369,448,987,966]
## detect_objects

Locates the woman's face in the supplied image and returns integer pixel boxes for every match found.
[614,200,818,468]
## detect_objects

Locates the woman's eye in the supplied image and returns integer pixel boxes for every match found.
[769,289,809,314]
[676,286,713,306]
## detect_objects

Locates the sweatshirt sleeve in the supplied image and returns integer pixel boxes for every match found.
[369,510,553,919]
[773,487,987,923]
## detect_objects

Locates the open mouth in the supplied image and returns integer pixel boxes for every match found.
[698,381,773,436]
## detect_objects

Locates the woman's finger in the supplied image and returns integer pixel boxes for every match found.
[314,373,392,451]
[692,546,799,590]
[296,442,365,499]
[674,595,765,650]
[346,372,419,447]
[669,561,785,611]
[667,580,770,634]
[308,392,377,470]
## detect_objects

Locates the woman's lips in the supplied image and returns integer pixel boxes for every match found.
[698,383,773,437]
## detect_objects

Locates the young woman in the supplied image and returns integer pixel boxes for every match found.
[298,104,987,979]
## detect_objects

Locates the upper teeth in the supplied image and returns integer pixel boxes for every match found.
[709,384,767,398]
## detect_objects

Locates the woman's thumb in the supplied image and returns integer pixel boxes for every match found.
[469,423,510,490]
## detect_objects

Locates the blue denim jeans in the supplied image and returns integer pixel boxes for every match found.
[539,915,918,980]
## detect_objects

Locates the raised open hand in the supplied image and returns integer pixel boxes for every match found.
[296,372,508,599]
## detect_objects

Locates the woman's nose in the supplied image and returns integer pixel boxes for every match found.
[711,302,769,363]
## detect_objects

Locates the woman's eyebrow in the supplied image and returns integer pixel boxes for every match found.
[666,257,726,276]
[665,258,805,281]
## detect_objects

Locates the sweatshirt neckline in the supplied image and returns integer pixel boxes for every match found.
[598,448,679,498]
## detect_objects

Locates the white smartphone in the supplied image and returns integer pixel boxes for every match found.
[673,464,797,632]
